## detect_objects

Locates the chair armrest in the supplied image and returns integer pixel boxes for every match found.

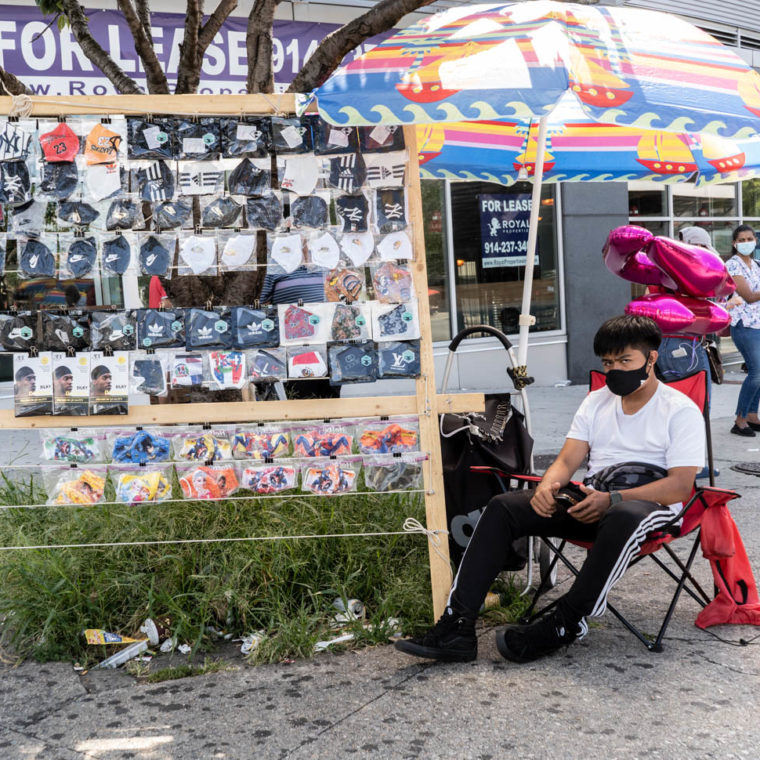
[652,486,741,535]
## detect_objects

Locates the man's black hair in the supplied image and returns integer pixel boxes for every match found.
[593,315,662,357]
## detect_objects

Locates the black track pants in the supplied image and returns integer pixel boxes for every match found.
[447,489,675,621]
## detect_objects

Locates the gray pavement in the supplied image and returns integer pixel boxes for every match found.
[2,372,760,759]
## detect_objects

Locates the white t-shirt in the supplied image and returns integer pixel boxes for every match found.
[566,382,705,514]
[725,255,760,329]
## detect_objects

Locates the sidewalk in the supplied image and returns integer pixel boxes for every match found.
[1,375,759,759]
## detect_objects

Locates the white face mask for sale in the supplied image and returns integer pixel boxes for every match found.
[279,155,320,196]
[377,230,413,261]
[221,234,256,270]
[340,231,374,266]
[180,235,217,275]
[271,233,303,273]
[308,231,340,269]
[86,163,122,201]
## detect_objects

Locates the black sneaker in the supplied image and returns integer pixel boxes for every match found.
[395,611,477,662]
[495,609,583,663]
[731,424,756,437]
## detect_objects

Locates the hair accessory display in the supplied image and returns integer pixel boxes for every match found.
[178,464,239,500]
[241,464,297,494]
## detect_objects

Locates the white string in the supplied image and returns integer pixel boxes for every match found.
[0,488,426,511]
[403,516,452,579]
[0,77,34,118]
[0,516,449,552]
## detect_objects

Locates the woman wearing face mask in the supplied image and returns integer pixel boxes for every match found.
[725,224,760,436]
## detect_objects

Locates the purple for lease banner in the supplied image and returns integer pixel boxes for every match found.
[0,7,381,95]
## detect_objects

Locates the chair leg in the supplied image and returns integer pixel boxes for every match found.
[648,546,711,607]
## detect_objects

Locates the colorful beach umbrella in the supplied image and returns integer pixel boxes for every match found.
[416,93,756,186]
[309,1,760,374]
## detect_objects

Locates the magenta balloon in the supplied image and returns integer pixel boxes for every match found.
[604,225,654,273]
[667,295,731,335]
[625,295,696,333]
[619,251,678,288]
[648,237,736,298]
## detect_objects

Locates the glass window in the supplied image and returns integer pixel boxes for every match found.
[742,178,760,218]
[674,221,736,258]
[628,181,666,217]
[672,183,736,217]
[421,180,451,341]
[450,181,559,336]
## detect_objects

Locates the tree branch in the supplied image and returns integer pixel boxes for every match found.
[288,0,436,93]
[59,0,143,94]
[246,0,280,94]
[175,0,203,93]
[135,0,152,41]
[199,0,238,51]
[117,0,169,93]
[0,66,32,96]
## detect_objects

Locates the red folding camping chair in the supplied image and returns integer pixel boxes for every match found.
[473,368,740,652]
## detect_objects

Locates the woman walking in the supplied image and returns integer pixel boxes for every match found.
[726,224,760,436]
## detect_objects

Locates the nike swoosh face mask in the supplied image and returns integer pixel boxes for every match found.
[201,196,242,228]
[102,235,132,275]
[139,235,174,276]
[64,237,97,278]
[153,198,192,230]
[106,197,142,231]
[20,238,56,278]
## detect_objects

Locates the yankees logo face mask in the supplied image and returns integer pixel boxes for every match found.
[336,193,369,233]
[0,121,32,161]
[375,188,407,233]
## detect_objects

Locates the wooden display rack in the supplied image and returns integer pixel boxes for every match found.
[0,93,485,618]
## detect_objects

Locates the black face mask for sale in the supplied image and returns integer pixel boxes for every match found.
[605,353,652,397]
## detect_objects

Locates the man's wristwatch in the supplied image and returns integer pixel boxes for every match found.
[609,491,623,506]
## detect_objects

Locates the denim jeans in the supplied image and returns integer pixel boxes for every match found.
[656,336,711,406]
[731,321,760,418]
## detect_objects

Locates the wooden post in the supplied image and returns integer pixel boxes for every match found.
[405,125,452,619]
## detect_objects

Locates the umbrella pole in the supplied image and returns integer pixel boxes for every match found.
[515,114,549,381]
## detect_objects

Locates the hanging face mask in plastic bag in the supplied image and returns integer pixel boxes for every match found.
[290,194,328,229]
[364,152,406,188]
[133,160,175,203]
[127,116,175,160]
[377,340,421,378]
[231,306,279,349]
[0,120,31,161]
[372,261,413,303]
[0,311,37,351]
[186,308,233,350]
[336,193,369,233]
[39,121,80,163]
[85,163,122,202]
[176,117,221,161]
[220,232,256,271]
[101,234,132,275]
[136,308,185,349]
[246,193,282,231]
[325,267,365,303]
[209,350,246,389]
[340,231,374,266]
[42,311,90,352]
[279,154,320,196]
[330,302,371,341]
[201,196,242,228]
[327,153,367,193]
[249,348,287,381]
[106,196,142,231]
[11,200,46,234]
[359,124,406,153]
[90,311,136,351]
[139,234,175,276]
[1,160,31,205]
[153,197,192,230]
[179,234,217,276]
[58,201,100,228]
[63,236,97,278]
[328,341,378,385]
[38,161,79,201]
[288,346,328,378]
[372,301,421,341]
[377,230,413,261]
[271,117,313,154]
[221,117,271,158]
[308,231,340,269]
[270,232,303,274]
[19,237,56,278]
[170,353,204,388]
[83,122,123,165]
[228,158,271,196]
[178,161,224,195]
[131,352,168,396]
[375,188,407,233]
[314,122,359,155]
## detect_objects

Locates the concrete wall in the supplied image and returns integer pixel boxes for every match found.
[561,183,631,384]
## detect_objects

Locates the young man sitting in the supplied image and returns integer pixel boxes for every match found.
[396,315,705,663]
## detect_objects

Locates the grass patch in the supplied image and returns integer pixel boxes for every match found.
[0,474,434,664]
[144,658,231,683]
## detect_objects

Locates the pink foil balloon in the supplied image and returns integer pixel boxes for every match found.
[668,295,731,335]
[625,294,696,333]
[604,226,676,288]
[648,237,736,298]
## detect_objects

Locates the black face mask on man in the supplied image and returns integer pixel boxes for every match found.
[605,352,651,397]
